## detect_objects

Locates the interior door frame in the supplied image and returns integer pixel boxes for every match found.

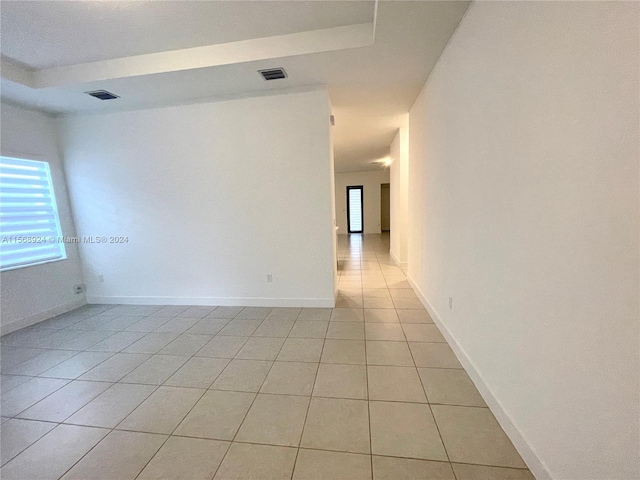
[346,185,364,233]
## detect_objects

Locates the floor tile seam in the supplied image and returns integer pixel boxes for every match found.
[30,379,158,480]
[197,438,515,468]
[290,332,326,479]
[215,332,293,480]
[4,377,75,419]
[16,379,144,427]
[127,382,210,480]
[357,250,375,479]
[2,348,87,376]
[39,350,122,382]
[397,288,453,467]
[0,419,63,468]
[12,376,489,408]
[0,347,57,368]
[84,328,127,348]
[57,382,161,431]
[0,372,39,387]
[55,401,165,480]
[229,335,291,435]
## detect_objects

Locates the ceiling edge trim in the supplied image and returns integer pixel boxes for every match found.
[2,23,375,90]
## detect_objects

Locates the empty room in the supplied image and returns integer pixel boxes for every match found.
[0,1,638,479]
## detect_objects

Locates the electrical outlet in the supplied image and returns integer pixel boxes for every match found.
[267,274,273,283]
[98,274,104,283]
[75,284,86,294]
[449,297,453,309]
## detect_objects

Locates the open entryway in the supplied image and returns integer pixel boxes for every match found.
[347,185,363,233]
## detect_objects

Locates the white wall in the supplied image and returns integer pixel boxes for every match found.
[61,88,336,307]
[335,170,390,235]
[1,103,86,333]
[389,115,409,266]
[328,105,338,296]
[408,2,639,480]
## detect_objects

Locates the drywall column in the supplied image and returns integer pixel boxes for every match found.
[389,114,409,267]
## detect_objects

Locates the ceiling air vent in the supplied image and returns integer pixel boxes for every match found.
[85,90,120,100]
[258,68,287,81]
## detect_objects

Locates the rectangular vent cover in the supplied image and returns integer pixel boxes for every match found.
[85,90,120,100]
[258,68,287,81]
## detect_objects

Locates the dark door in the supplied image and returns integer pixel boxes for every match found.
[381,183,390,232]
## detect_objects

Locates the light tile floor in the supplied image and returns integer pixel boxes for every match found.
[0,234,534,480]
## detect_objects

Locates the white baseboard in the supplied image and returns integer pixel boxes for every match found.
[1,298,87,335]
[389,249,408,270]
[406,275,551,480]
[86,295,335,308]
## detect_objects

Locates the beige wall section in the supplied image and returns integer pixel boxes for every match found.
[335,169,391,235]
[408,2,639,479]
[1,103,86,333]
[389,115,409,267]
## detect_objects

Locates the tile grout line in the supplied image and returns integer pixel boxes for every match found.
[130,383,210,479]
[7,371,494,410]
[358,247,375,480]
[290,316,327,480]
[398,260,457,476]
[378,235,458,475]
[48,343,167,478]
[210,307,295,480]
[151,432,532,470]
[54,383,164,479]
[0,419,59,468]
[111,305,237,479]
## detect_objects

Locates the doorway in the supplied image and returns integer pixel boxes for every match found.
[347,186,364,233]
[381,183,390,232]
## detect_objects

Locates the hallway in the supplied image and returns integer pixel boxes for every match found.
[334,233,534,478]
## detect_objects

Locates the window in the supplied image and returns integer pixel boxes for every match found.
[0,156,67,271]
[347,185,363,233]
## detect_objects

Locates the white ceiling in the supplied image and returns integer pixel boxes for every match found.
[1,1,375,69]
[0,0,470,172]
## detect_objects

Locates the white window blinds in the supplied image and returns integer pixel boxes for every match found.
[348,187,363,232]
[0,156,67,271]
